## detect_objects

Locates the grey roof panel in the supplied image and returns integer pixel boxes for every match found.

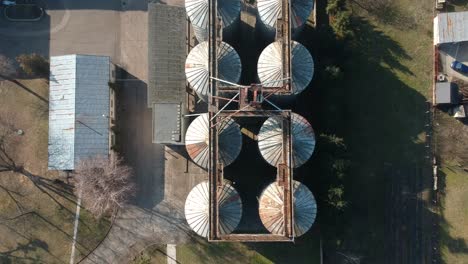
[48,55,110,170]
[434,11,468,45]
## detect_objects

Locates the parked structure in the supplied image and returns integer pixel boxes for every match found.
[149,4,188,144]
[48,55,113,170]
[186,41,242,102]
[258,40,314,94]
[185,180,243,237]
[259,180,317,237]
[185,113,242,169]
[185,0,241,41]
[258,112,315,168]
[257,0,314,39]
[434,11,468,45]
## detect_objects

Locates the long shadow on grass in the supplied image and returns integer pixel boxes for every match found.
[238,17,439,263]
[437,168,468,260]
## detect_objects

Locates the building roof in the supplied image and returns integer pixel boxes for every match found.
[185,113,242,169]
[258,180,317,237]
[434,11,468,45]
[257,40,314,94]
[48,55,110,170]
[153,103,182,143]
[148,4,187,144]
[185,41,242,102]
[435,82,459,104]
[258,112,315,168]
[185,180,242,237]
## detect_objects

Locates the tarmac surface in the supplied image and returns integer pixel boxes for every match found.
[439,42,468,83]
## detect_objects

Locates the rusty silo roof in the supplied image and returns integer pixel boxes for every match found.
[258,180,317,237]
[185,113,242,169]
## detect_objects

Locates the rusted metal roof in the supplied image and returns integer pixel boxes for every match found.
[434,11,468,45]
[185,113,242,169]
[259,180,316,237]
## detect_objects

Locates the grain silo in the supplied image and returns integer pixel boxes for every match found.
[185,41,242,102]
[258,112,315,168]
[259,180,316,237]
[257,40,314,95]
[185,0,241,42]
[256,0,314,40]
[185,113,242,169]
[185,180,243,237]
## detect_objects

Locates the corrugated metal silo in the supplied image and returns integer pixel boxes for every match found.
[257,112,315,168]
[185,41,242,102]
[185,180,243,237]
[185,0,241,42]
[257,40,314,95]
[185,113,242,169]
[257,0,314,39]
[258,180,317,237]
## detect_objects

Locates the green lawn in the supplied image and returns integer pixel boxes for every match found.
[439,165,468,264]
[294,0,434,261]
[0,79,111,263]
[177,233,321,264]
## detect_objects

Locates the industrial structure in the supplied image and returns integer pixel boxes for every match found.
[149,4,188,144]
[183,0,318,242]
[258,40,314,95]
[257,0,314,39]
[258,112,315,168]
[185,0,241,41]
[185,180,243,237]
[186,41,242,102]
[185,113,242,169]
[259,180,317,237]
[48,55,114,170]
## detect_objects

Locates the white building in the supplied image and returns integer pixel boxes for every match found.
[434,11,468,45]
[48,54,114,170]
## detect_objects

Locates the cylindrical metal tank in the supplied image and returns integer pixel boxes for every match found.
[185,180,243,237]
[257,112,315,168]
[256,0,314,40]
[258,180,317,237]
[185,0,241,42]
[257,40,314,95]
[185,41,242,102]
[185,113,242,169]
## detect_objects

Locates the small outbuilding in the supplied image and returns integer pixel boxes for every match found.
[435,82,459,105]
[48,55,112,170]
[434,11,468,45]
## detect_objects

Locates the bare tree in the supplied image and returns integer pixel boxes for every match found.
[72,155,135,218]
[0,111,21,173]
[0,54,17,80]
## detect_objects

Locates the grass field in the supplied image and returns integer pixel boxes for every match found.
[0,78,110,263]
[439,165,468,263]
[176,233,321,264]
[294,0,435,261]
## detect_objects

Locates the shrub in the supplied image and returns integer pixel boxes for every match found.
[16,53,49,78]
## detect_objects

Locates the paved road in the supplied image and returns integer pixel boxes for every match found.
[83,78,205,264]
[439,42,468,83]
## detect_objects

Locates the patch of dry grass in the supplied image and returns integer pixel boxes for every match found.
[0,79,110,263]
[440,166,468,264]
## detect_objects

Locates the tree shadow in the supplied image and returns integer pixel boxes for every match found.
[259,14,440,264]
[436,168,468,261]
